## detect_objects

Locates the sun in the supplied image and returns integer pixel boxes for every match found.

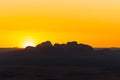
[23,39,35,48]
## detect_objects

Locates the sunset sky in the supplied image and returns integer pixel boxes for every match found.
[0,0,120,48]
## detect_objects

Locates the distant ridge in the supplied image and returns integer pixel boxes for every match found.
[0,48,22,54]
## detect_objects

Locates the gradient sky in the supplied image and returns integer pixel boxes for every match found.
[0,0,120,48]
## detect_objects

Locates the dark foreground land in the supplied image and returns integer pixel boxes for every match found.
[0,65,120,80]
[0,41,120,80]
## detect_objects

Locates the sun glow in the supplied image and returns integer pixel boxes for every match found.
[23,39,35,48]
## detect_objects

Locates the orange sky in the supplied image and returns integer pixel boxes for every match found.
[0,0,120,48]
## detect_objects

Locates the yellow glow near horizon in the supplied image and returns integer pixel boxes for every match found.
[0,0,120,48]
[23,39,35,48]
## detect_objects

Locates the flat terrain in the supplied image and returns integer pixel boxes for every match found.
[0,65,120,80]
